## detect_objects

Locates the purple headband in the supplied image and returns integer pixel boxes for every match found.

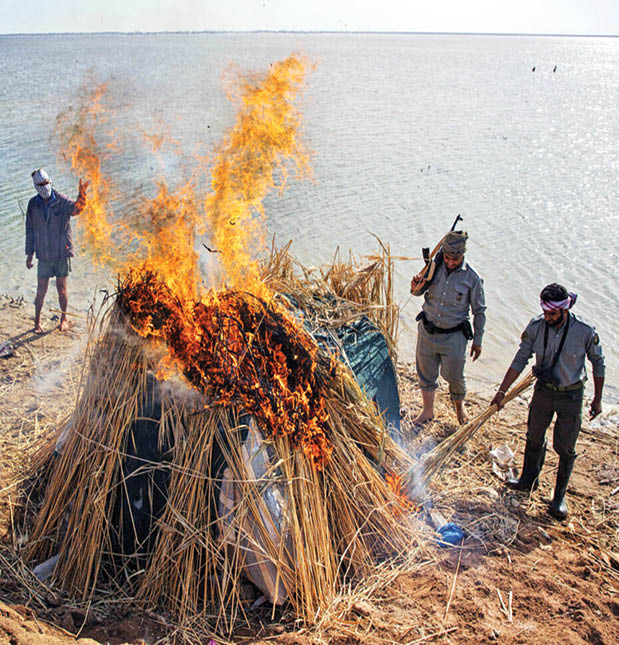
[540,292,577,312]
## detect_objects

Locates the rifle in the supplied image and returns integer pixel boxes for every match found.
[410,214,463,295]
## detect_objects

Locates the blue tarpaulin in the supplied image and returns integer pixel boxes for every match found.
[285,294,401,443]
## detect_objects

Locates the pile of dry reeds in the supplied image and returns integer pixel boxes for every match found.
[263,237,399,361]
[27,243,422,636]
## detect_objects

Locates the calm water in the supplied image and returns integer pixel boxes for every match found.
[1,33,617,404]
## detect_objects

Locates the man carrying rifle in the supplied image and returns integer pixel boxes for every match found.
[491,283,605,520]
[410,231,486,426]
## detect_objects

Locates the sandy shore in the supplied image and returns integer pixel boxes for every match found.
[0,296,617,644]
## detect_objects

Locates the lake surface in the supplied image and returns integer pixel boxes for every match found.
[1,32,617,404]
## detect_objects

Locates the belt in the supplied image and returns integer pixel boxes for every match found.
[538,381,584,392]
[426,323,462,335]
[416,311,467,335]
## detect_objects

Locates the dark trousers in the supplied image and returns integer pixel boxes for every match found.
[526,385,583,459]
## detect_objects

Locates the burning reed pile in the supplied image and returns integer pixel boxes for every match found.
[27,246,424,633]
[23,53,432,637]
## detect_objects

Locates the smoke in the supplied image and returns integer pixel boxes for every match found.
[32,332,88,395]
[404,437,437,503]
[159,372,204,408]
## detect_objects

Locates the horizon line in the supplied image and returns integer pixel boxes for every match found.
[1,29,618,38]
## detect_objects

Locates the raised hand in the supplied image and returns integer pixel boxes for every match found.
[78,178,90,197]
[75,178,90,213]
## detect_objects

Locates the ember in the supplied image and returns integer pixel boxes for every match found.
[118,270,335,468]
[385,470,419,515]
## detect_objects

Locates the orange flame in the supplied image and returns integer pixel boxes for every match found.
[118,273,334,468]
[385,471,418,516]
[55,83,117,268]
[205,55,312,295]
[135,180,204,302]
[58,56,336,467]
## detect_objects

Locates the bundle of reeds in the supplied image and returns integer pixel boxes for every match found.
[27,243,421,636]
[262,237,399,362]
[413,371,535,491]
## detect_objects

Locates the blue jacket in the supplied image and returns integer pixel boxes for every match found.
[25,191,77,261]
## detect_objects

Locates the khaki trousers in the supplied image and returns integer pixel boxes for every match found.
[416,321,467,401]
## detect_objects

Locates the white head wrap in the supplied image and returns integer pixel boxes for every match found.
[32,168,52,200]
[540,293,577,311]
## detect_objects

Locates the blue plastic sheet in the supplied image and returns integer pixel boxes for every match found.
[287,300,402,443]
[436,522,465,547]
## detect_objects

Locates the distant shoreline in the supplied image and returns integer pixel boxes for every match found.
[1,31,618,38]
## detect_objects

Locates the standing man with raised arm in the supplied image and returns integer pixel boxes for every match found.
[491,283,605,520]
[25,169,88,333]
[410,231,486,425]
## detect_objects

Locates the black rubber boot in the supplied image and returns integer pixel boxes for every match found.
[549,456,575,520]
[507,440,546,492]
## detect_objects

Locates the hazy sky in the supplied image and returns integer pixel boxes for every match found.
[1,0,618,35]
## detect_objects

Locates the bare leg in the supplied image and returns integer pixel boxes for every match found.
[413,389,435,424]
[56,277,68,331]
[453,399,468,425]
[34,277,50,333]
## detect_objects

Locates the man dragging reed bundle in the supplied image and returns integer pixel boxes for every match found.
[410,230,486,426]
[491,283,605,520]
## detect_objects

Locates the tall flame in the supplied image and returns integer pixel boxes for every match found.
[57,56,337,468]
[56,83,117,269]
[205,56,311,295]
[135,180,203,302]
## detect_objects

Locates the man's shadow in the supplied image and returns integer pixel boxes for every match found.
[1,327,55,355]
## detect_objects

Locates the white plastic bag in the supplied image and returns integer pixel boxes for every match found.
[490,443,516,482]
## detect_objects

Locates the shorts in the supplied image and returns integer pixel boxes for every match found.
[37,258,71,279]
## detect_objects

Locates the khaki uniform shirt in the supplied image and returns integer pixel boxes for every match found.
[418,261,487,345]
[510,313,605,386]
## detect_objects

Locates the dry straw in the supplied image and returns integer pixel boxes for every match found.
[27,241,423,636]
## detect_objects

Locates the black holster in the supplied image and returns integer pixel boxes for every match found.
[416,311,473,341]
